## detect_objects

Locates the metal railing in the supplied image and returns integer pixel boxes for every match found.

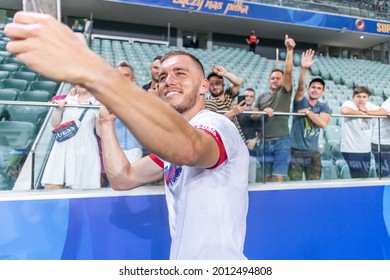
[1,101,389,190]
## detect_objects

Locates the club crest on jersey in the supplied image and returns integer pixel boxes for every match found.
[164,163,182,187]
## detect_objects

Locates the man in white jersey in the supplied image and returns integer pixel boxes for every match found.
[4,13,249,259]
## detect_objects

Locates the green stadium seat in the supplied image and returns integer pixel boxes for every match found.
[3,57,23,65]
[0,88,19,100]
[339,164,351,179]
[10,71,37,82]
[0,71,10,79]
[321,160,338,180]
[0,78,29,91]
[18,90,51,102]
[0,104,5,119]
[0,63,19,72]
[18,65,35,73]
[0,121,37,151]
[7,105,50,125]
[29,80,59,95]
[0,51,11,58]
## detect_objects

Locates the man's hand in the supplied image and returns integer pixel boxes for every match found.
[224,100,246,119]
[285,34,296,51]
[231,100,247,115]
[263,107,274,117]
[301,49,316,70]
[99,104,116,121]
[357,105,368,114]
[247,138,257,151]
[5,12,107,85]
[212,65,227,77]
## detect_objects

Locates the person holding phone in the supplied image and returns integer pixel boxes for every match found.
[237,88,259,156]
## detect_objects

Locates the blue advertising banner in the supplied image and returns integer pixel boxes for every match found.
[0,185,389,259]
[106,0,390,36]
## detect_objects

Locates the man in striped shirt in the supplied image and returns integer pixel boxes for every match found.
[205,65,247,144]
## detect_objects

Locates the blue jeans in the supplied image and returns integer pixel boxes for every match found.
[257,136,291,177]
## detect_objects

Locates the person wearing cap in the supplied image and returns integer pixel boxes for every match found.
[288,49,331,181]
[205,65,247,144]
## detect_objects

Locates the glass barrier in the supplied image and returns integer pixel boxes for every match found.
[1,102,389,191]
[236,110,390,184]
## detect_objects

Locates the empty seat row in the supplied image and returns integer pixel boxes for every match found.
[0,80,59,95]
[0,89,52,102]
[0,120,37,151]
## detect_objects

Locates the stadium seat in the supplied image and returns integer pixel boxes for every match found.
[320,160,338,180]
[18,90,51,102]
[0,88,19,101]
[29,80,59,95]
[0,146,20,171]
[18,65,35,73]
[0,104,5,119]
[10,71,37,82]
[318,139,331,160]
[0,78,29,91]
[0,71,10,79]
[0,50,11,58]
[0,41,6,51]
[339,164,351,179]
[330,142,342,161]
[324,125,341,142]
[7,105,50,125]
[0,121,37,151]
[0,63,19,72]
[327,117,339,126]
[3,57,23,65]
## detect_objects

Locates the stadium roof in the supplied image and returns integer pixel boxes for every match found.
[1,0,389,49]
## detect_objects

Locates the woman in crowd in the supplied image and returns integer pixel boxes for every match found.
[41,85,101,189]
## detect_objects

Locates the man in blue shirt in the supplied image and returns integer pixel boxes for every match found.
[289,49,332,181]
[115,61,143,164]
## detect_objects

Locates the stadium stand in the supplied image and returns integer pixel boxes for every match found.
[0,21,62,190]
[1,9,390,189]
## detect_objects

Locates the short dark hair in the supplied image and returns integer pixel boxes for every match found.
[160,50,205,77]
[207,72,223,81]
[270,68,284,75]
[353,86,371,96]
[309,77,325,88]
[116,60,134,72]
[153,55,162,62]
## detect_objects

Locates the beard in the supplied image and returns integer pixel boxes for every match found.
[169,89,199,114]
[170,90,198,114]
[210,88,224,98]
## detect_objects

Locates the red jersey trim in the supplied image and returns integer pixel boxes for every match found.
[194,125,228,169]
[149,154,164,168]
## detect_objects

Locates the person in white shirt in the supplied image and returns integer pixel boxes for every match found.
[371,98,390,177]
[340,86,388,178]
[4,13,249,259]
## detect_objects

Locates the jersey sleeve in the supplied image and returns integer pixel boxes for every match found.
[149,154,164,169]
[194,124,228,169]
